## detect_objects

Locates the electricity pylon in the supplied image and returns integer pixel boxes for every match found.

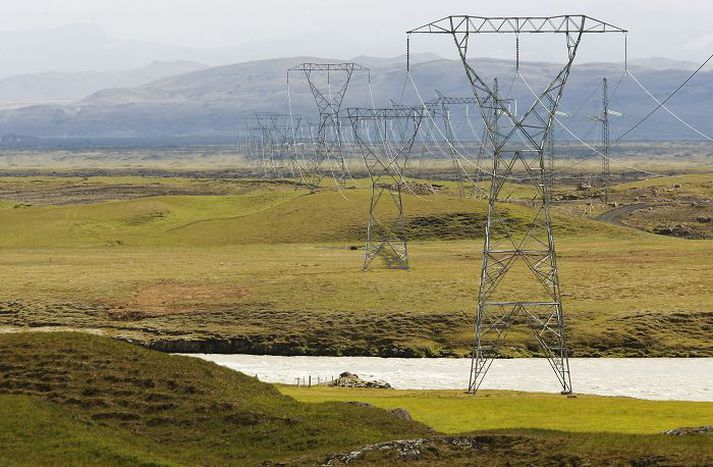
[433,84,508,199]
[347,107,424,270]
[409,15,627,394]
[288,63,369,190]
[600,78,610,203]
[251,112,304,179]
[592,77,612,202]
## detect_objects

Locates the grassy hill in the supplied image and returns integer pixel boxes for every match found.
[0,332,428,465]
[0,178,626,248]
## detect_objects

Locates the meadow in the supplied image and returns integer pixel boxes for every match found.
[282,386,713,435]
[0,171,711,357]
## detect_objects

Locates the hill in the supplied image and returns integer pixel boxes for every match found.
[0,179,624,248]
[0,61,207,109]
[0,332,429,465]
[1,55,712,141]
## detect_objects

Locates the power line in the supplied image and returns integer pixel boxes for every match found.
[614,51,713,143]
[626,70,713,143]
[519,72,665,178]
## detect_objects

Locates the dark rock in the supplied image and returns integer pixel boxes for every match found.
[652,223,704,239]
[664,425,713,436]
[347,401,375,408]
[390,408,412,421]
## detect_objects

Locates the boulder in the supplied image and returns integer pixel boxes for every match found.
[328,372,392,389]
[390,408,413,421]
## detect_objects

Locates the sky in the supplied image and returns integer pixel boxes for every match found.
[2,0,712,75]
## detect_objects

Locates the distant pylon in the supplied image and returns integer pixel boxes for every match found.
[596,77,611,203]
[432,91,489,199]
[347,107,424,270]
[288,63,369,190]
[251,112,304,179]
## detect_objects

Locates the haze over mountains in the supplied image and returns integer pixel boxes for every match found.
[0,61,207,109]
[0,52,710,145]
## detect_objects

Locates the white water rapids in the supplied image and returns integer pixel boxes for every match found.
[181,355,713,402]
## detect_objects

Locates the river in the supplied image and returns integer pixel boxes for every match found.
[182,355,713,402]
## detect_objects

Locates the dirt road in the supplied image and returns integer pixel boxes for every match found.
[596,203,649,227]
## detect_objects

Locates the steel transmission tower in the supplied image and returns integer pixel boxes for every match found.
[288,63,369,190]
[409,16,627,394]
[251,112,304,179]
[593,77,611,202]
[347,107,425,270]
[431,92,489,199]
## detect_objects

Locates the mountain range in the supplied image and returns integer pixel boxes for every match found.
[0,54,711,144]
[0,61,207,109]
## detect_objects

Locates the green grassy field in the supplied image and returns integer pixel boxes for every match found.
[0,174,711,357]
[0,175,713,356]
[282,386,713,434]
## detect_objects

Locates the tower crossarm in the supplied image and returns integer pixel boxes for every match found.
[288,62,370,72]
[346,107,425,120]
[407,15,627,35]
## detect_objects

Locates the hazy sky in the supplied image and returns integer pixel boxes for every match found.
[3,0,713,74]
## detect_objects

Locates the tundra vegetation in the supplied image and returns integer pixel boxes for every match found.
[0,159,712,358]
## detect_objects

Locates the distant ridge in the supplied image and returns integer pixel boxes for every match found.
[0,54,711,143]
[0,60,207,109]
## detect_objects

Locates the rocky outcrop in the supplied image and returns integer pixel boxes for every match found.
[328,372,392,389]
[652,223,706,239]
[321,435,520,465]
[664,425,713,436]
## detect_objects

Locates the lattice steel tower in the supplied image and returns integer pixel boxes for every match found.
[409,15,627,394]
[432,92,489,199]
[347,107,424,270]
[594,77,611,202]
[288,63,369,189]
[250,112,305,179]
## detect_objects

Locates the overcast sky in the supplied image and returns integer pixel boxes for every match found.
[2,0,712,75]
